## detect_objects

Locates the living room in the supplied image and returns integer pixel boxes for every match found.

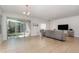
[0,5,79,53]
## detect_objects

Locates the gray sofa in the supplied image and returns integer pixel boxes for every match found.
[40,30,65,41]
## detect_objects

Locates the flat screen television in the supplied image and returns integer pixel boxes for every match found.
[58,24,68,30]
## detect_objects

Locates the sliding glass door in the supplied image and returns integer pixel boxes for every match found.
[7,18,27,39]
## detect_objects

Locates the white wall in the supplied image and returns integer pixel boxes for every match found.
[0,10,2,15]
[1,15,7,40]
[3,12,27,19]
[0,16,2,44]
[50,15,79,37]
[0,9,3,43]
[29,17,47,36]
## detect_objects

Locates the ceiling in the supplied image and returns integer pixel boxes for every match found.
[0,5,27,15]
[0,5,79,20]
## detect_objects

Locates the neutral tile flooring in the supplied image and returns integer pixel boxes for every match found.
[0,36,79,53]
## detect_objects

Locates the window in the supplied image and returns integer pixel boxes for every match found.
[40,24,46,30]
[7,18,26,36]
